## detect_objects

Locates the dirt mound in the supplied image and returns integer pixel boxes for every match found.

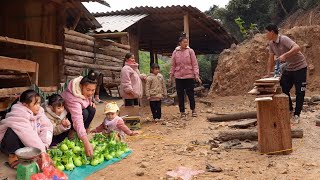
[210,25,320,96]
[281,6,320,29]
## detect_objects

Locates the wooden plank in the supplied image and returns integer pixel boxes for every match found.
[0,36,62,51]
[255,77,280,83]
[256,93,292,154]
[0,56,38,73]
[65,41,94,52]
[0,87,30,96]
[92,32,128,39]
[65,48,95,58]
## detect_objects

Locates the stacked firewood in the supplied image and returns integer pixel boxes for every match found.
[248,77,281,101]
[62,28,130,85]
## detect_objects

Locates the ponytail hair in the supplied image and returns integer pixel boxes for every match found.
[178,32,188,43]
[123,52,134,67]
[80,69,98,85]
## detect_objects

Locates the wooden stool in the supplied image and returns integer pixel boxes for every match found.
[256,93,292,155]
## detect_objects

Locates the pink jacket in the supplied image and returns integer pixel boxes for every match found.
[94,116,132,137]
[170,46,200,79]
[120,63,143,99]
[61,76,91,138]
[0,102,53,152]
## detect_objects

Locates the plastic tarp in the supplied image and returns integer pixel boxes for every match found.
[64,150,132,180]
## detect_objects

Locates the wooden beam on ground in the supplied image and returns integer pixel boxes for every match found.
[92,32,128,39]
[0,87,30,96]
[0,36,62,51]
[0,56,38,73]
[215,129,303,142]
[207,111,257,122]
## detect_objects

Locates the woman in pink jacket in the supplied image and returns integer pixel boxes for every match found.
[0,90,53,168]
[59,70,97,157]
[120,53,145,106]
[169,33,201,119]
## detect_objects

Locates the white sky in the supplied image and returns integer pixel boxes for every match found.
[83,0,230,13]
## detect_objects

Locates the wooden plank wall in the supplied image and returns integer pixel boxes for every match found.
[0,0,59,87]
[62,29,131,86]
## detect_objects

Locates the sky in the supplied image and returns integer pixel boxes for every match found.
[83,0,230,13]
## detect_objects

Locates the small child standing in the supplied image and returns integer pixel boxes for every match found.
[43,94,71,146]
[145,63,167,121]
[91,102,138,139]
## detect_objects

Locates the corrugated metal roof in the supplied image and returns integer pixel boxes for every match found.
[95,14,148,32]
[92,5,237,54]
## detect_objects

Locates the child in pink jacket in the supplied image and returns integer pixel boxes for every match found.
[91,102,138,140]
[169,32,201,119]
[120,53,146,106]
[0,90,53,168]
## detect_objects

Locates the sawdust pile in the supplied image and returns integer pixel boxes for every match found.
[210,26,320,96]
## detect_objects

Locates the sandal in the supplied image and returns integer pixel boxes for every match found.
[7,154,19,169]
[192,112,198,117]
[180,113,187,120]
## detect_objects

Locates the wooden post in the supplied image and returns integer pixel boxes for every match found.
[149,41,154,66]
[183,14,190,39]
[256,94,292,155]
[155,51,158,64]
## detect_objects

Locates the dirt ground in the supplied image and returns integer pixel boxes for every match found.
[1,94,320,180]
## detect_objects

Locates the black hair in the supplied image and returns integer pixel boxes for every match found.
[123,52,134,67]
[80,69,97,85]
[19,89,40,105]
[151,63,160,69]
[48,94,64,108]
[178,32,188,43]
[265,24,279,34]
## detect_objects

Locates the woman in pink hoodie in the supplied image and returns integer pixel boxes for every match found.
[0,90,53,168]
[169,33,202,119]
[60,70,97,157]
[120,53,145,106]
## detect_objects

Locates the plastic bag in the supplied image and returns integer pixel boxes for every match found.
[31,166,68,180]
[30,173,47,180]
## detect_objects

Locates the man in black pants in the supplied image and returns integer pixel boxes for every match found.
[265,24,307,123]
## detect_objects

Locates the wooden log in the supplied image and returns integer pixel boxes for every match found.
[0,74,29,79]
[96,59,122,67]
[64,28,95,41]
[92,32,128,39]
[64,34,94,46]
[103,77,120,83]
[96,39,130,50]
[316,119,320,127]
[256,94,292,154]
[97,50,126,60]
[65,48,95,58]
[65,41,94,52]
[216,129,303,142]
[95,53,123,63]
[310,95,320,103]
[64,66,83,76]
[207,111,257,122]
[39,86,58,93]
[229,119,257,129]
[0,36,62,51]
[64,59,122,71]
[64,55,94,64]
[102,46,130,54]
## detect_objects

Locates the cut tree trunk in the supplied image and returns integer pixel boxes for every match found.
[216,129,303,142]
[64,66,83,76]
[207,111,257,122]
